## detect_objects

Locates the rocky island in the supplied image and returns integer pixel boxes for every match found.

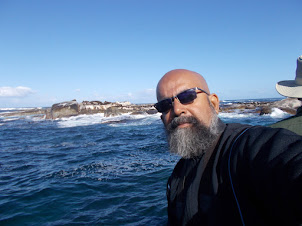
[2,98,301,120]
[46,100,158,119]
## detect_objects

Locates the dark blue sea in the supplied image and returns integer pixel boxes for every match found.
[0,98,290,225]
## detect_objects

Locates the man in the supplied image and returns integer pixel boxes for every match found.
[155,69,302,225]
[270,55,302,135]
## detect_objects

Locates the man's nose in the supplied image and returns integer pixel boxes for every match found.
[172,98,187,116]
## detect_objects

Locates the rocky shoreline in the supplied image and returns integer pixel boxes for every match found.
[2,98,301,120]
[220,98,301,115]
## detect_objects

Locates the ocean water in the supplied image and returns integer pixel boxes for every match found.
[0,99,291,225]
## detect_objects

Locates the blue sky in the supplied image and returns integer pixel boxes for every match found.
[0,0,301,107]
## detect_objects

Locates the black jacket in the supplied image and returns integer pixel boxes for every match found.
[167,123,302,225]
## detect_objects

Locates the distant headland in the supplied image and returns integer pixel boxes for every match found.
[2,98,301,120]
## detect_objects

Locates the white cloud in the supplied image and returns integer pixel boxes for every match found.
[124,88,156,103]
[143,88,155,95]
[0,86,35,97]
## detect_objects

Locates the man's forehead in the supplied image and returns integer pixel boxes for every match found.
[157,70,208,99]
[159,83,193,98]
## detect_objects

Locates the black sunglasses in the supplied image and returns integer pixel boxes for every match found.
[154,87,209,113]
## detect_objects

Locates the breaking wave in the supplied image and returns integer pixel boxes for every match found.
[56,113,162,128]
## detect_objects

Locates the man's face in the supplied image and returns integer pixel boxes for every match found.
[156,70,222,158]
[157,73,218,129]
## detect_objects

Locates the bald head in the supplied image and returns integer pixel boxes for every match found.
[156,69,210,101]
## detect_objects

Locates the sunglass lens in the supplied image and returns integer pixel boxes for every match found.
[155,99,172,113]
[177,89,197,104]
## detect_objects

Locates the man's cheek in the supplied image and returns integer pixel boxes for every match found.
[161,114,170,127]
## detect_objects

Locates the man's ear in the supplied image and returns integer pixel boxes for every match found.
[209,93,220,114]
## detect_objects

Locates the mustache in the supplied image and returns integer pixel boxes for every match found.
[167,116,199,131]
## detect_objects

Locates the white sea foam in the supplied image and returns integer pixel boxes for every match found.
[2,117,20,122]
[109,113,161,127]
[218,108,291,126]
[0,111,13,115]
[218,112,257,119]
[0,107,43,116]
[26,115,46,121]
[0,107,38,111]
[56,113,161,128]
[269,108,290,118]
[219,108,290,120]
[57,113,105,128]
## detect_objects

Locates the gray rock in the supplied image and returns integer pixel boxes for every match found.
[271,98,301,114]
[50,100,79,119]
[146,109,158,114]
[259,106,273,115]
[104,107,122,117]
[2,108,47,117]
[219,98,302,115]
[131,111,146,115]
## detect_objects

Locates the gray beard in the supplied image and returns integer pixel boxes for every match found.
[166,113,224,159]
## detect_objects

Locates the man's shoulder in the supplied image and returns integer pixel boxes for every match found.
[218,123,252,145]
[224,123,251,132]
[219,123,301,157]
[232,124,302,158]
